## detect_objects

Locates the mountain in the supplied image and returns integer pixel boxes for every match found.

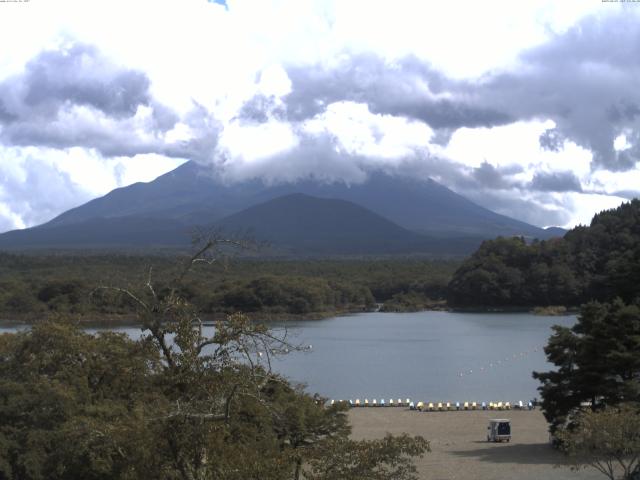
[40,161,556,237]
[0,161,563,254]
[0,216,190,248]
[0,194,480,254]
[543,226,567,237]
[217,193,479,254]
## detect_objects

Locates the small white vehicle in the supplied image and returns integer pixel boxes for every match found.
[487,419,511,442]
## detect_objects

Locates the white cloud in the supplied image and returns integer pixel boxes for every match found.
[561,192,628,227]
[216,119,299,164]
[304,101,433,160]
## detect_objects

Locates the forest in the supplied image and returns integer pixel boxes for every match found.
[0,254,457,322]
[447,200,640,309]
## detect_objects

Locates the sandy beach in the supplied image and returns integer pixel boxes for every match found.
[348,408,602,480]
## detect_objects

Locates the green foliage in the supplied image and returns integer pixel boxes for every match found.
[0,241,429,479]
[0,321,161,480]
[305,434,430,480]
[448,200,640,308]
[556,404,640,480]
[533,299,640,433]
[0,255,457,322]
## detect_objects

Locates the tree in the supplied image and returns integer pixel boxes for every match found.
[0,321,163,480]
[0,236,429,479]
[534,299,640,434]
[448,200,640,309]
[304,434,430,480]
[557,404,640,480]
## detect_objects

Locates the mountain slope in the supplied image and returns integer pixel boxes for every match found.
[0,216,191,248]
[38,161,558,240]
[216,193,478,254]
[0,194,482,254]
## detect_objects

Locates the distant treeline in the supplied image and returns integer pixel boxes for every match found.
[448,199,640,308]
[0,255,458,321]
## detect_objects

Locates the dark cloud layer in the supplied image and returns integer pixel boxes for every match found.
[0,43,218,162]
[282,54,513,129]
[530,171,583,192]
[20,44,151,118]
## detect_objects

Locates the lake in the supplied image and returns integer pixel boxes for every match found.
[266,311,574,403]
[2,311,574,404]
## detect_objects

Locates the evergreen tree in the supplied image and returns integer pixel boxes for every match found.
[533,299,640,433]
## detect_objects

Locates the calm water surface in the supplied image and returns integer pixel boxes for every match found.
[266,311,575,403]
[2,311,574,403]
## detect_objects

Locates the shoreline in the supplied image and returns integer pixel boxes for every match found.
[0,307,372,328]
[0,304,577,328]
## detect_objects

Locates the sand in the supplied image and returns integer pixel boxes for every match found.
[348,408,603,480]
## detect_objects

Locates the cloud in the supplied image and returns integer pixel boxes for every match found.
[0,42,219,162]
[469,162,522,190]
[281,54,513,130]
[0,153,93,231]
[538,128,565,152]
[19,43,151,117]
[239,10,640,176]
[214,100,439,184]
[472,10,640,172]
[530,171,583,192]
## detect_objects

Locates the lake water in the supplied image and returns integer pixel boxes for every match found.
[2,311,575,404]
[266,311,575,403]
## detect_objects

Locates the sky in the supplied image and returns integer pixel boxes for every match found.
[0,0,639,232]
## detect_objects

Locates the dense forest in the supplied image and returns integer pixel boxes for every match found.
[2,200,639,322]
[0,241,429,480]
[447,200,640,308]
[0,255,457,322]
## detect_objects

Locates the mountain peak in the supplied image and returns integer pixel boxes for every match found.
[0,161,561,253]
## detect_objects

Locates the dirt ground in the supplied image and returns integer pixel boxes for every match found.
[348,408,603,480]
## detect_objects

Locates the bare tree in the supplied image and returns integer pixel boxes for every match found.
[93,234,303,480]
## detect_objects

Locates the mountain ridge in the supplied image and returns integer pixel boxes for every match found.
[0,161,565,254]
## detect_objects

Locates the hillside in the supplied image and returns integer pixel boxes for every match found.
[216,193,479,254]
[447,199,640,308]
